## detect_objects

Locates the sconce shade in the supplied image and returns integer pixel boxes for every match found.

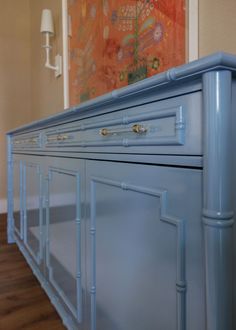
[40,9,54,34]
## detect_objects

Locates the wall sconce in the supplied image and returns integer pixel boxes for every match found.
[40,9,62,78]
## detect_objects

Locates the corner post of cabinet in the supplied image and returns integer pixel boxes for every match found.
[202,70,234,330]
[7,134,15,243]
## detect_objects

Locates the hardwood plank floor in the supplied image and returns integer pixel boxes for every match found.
[0,214,65,330]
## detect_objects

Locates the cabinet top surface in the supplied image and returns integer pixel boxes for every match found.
[8,52,236,135]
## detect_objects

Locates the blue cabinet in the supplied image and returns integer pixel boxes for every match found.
[7,53,236,330]
[12,155,44,270]
[12,155,86,329]
[12,157,23,240]
[45,157,85,327]
[12,156,204,330]
[85,160,203,330]
[24,159,43,265]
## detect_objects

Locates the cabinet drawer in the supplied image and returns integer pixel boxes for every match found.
[12,132,41,150]
[45,92,202,155]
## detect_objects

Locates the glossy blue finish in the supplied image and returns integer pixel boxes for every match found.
[85,163,196,330]
[7,52,236,330]
[7,135,15,244]
[11,93,202,157]
[23,162,43,265]
[203,71,233,216]
[7,52,236,136]
[202,70,234,330]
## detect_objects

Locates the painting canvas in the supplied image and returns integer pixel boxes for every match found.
[68,0,187,106]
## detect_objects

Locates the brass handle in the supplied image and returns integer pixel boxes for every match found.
[47,134,70,142]
[132,124,147,134]
[57,134,69,141]
[29,138,37,144]
[100,124,147,136]
[100,128,109,136]
[14,138,37,145]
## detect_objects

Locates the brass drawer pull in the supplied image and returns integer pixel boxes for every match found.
[47,134,70,142]
[100,124,147,136]
[57,135,69,141]
[28,138,38,144]
[100,128,110,136]
[132,124,148,134]
[14,138,38,145]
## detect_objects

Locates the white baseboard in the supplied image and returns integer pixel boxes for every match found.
[0,199,7,214]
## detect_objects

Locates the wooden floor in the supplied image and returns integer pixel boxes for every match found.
[0,214,65,330]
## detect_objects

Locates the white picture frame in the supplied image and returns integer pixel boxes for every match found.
[62,0,69,109]
[188,0,199,61]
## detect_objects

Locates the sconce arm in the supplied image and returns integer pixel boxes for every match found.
[45,62,58,71]
[42,36,62,77]
[44,47,57,71]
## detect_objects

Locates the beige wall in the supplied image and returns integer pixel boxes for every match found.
[199,0,236,57]
[0,0,31,210]
[0,0,63,211]
[30,0,64,121]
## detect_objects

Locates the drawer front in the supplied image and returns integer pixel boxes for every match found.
[44,92,202,155]
[12,132,42,150]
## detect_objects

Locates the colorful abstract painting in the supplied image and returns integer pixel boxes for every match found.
[68,0,186,106]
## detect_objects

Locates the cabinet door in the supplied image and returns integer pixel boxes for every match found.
[23,157,43,266]
[13,157,23,240]
[45,157,85,328]
[86,160,204,330]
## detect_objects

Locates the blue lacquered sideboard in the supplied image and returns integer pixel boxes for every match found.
[7,53,236,330]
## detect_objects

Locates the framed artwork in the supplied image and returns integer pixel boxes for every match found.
[62,0,198,108]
